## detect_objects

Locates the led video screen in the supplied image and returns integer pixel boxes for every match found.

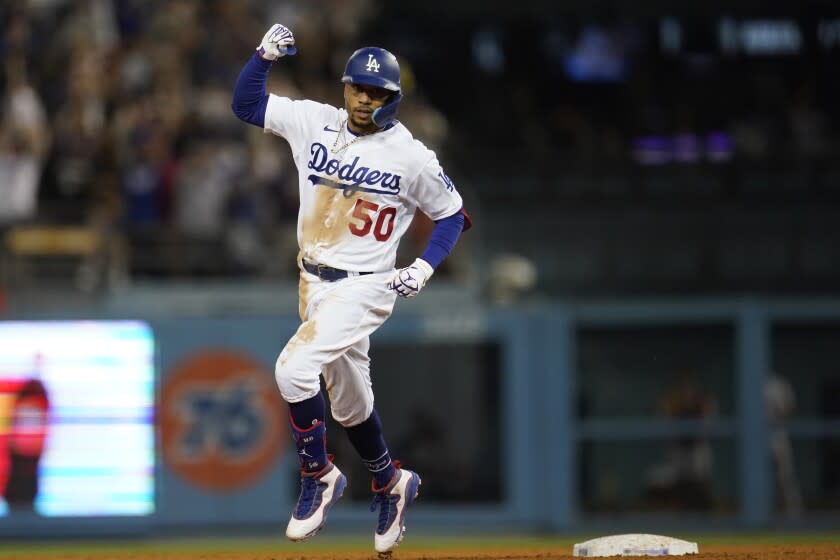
[0,321,155,517]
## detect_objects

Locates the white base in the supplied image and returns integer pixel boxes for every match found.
[573,534,699,557]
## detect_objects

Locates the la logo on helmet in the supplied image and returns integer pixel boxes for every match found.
[365,54,380,72]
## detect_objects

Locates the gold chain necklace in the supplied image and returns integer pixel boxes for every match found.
[330,119,371,154]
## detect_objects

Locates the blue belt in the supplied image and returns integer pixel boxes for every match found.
[302,260,374,282]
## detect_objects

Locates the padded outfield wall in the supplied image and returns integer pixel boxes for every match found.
[1,297,839,537]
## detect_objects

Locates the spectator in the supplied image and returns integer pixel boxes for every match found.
[0,54,49,225]
[766,372,803,517]
[645,369,718,510]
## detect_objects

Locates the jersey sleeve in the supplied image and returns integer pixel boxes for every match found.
[264,95,336,155]
[407,155,464,222]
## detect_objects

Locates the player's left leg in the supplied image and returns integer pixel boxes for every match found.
[324,341,422,555]
[370,465,422,555]
[324,340,396,488]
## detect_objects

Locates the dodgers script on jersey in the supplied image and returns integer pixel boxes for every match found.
[263,96,464,272]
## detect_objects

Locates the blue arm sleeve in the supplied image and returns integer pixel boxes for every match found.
[231,53,272,127]
[420,211,466,269]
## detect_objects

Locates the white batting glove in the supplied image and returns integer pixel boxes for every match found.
[257,23,297,60]
[387,258,434,298]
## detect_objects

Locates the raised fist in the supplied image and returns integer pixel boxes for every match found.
[387,258,434,298]
[257,23,296,60]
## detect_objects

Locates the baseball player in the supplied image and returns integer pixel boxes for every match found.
[232,24,471,555]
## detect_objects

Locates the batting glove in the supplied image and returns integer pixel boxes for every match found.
[257,23,297,61]
[387,258,434,298]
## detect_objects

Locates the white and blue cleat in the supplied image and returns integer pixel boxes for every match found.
[285,462,347,541]
[371,467,422,556]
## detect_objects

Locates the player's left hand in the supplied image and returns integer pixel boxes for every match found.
[387,258,434,298]
[257,23,297,60]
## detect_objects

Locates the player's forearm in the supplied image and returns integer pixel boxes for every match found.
[419,211,466,269]
[231,53,272,127]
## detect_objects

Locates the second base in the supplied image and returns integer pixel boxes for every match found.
[573,534,699,557]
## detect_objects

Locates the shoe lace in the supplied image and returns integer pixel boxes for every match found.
[295,475,320,516]
[369,491,399,534]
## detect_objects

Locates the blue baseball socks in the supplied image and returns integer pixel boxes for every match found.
[290,395,396,489]
[288,392,329,473]
[344,408,397,490]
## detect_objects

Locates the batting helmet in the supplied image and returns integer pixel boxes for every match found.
[341,47,402,127]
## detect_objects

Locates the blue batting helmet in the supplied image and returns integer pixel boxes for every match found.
[341,47,402,127]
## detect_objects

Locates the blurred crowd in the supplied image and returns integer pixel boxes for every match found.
[0,0,454,285]
[3,2,839,293]
[429,18,840,195]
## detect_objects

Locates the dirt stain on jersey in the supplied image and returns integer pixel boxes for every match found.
[279,319,317,367]
[302,185,360,251]
[295,320,317,344]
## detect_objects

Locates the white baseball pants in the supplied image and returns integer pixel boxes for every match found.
[275,269,396,427]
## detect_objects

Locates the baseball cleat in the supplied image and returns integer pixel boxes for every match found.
[370,467,421,554]
[286,462,347,541]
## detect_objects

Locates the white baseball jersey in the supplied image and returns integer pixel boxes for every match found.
[264,96,464,272]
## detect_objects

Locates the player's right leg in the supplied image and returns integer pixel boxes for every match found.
[285,455,347,540]
[284,412,348,541]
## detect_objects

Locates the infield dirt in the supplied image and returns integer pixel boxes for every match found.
[5,544,840,560]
